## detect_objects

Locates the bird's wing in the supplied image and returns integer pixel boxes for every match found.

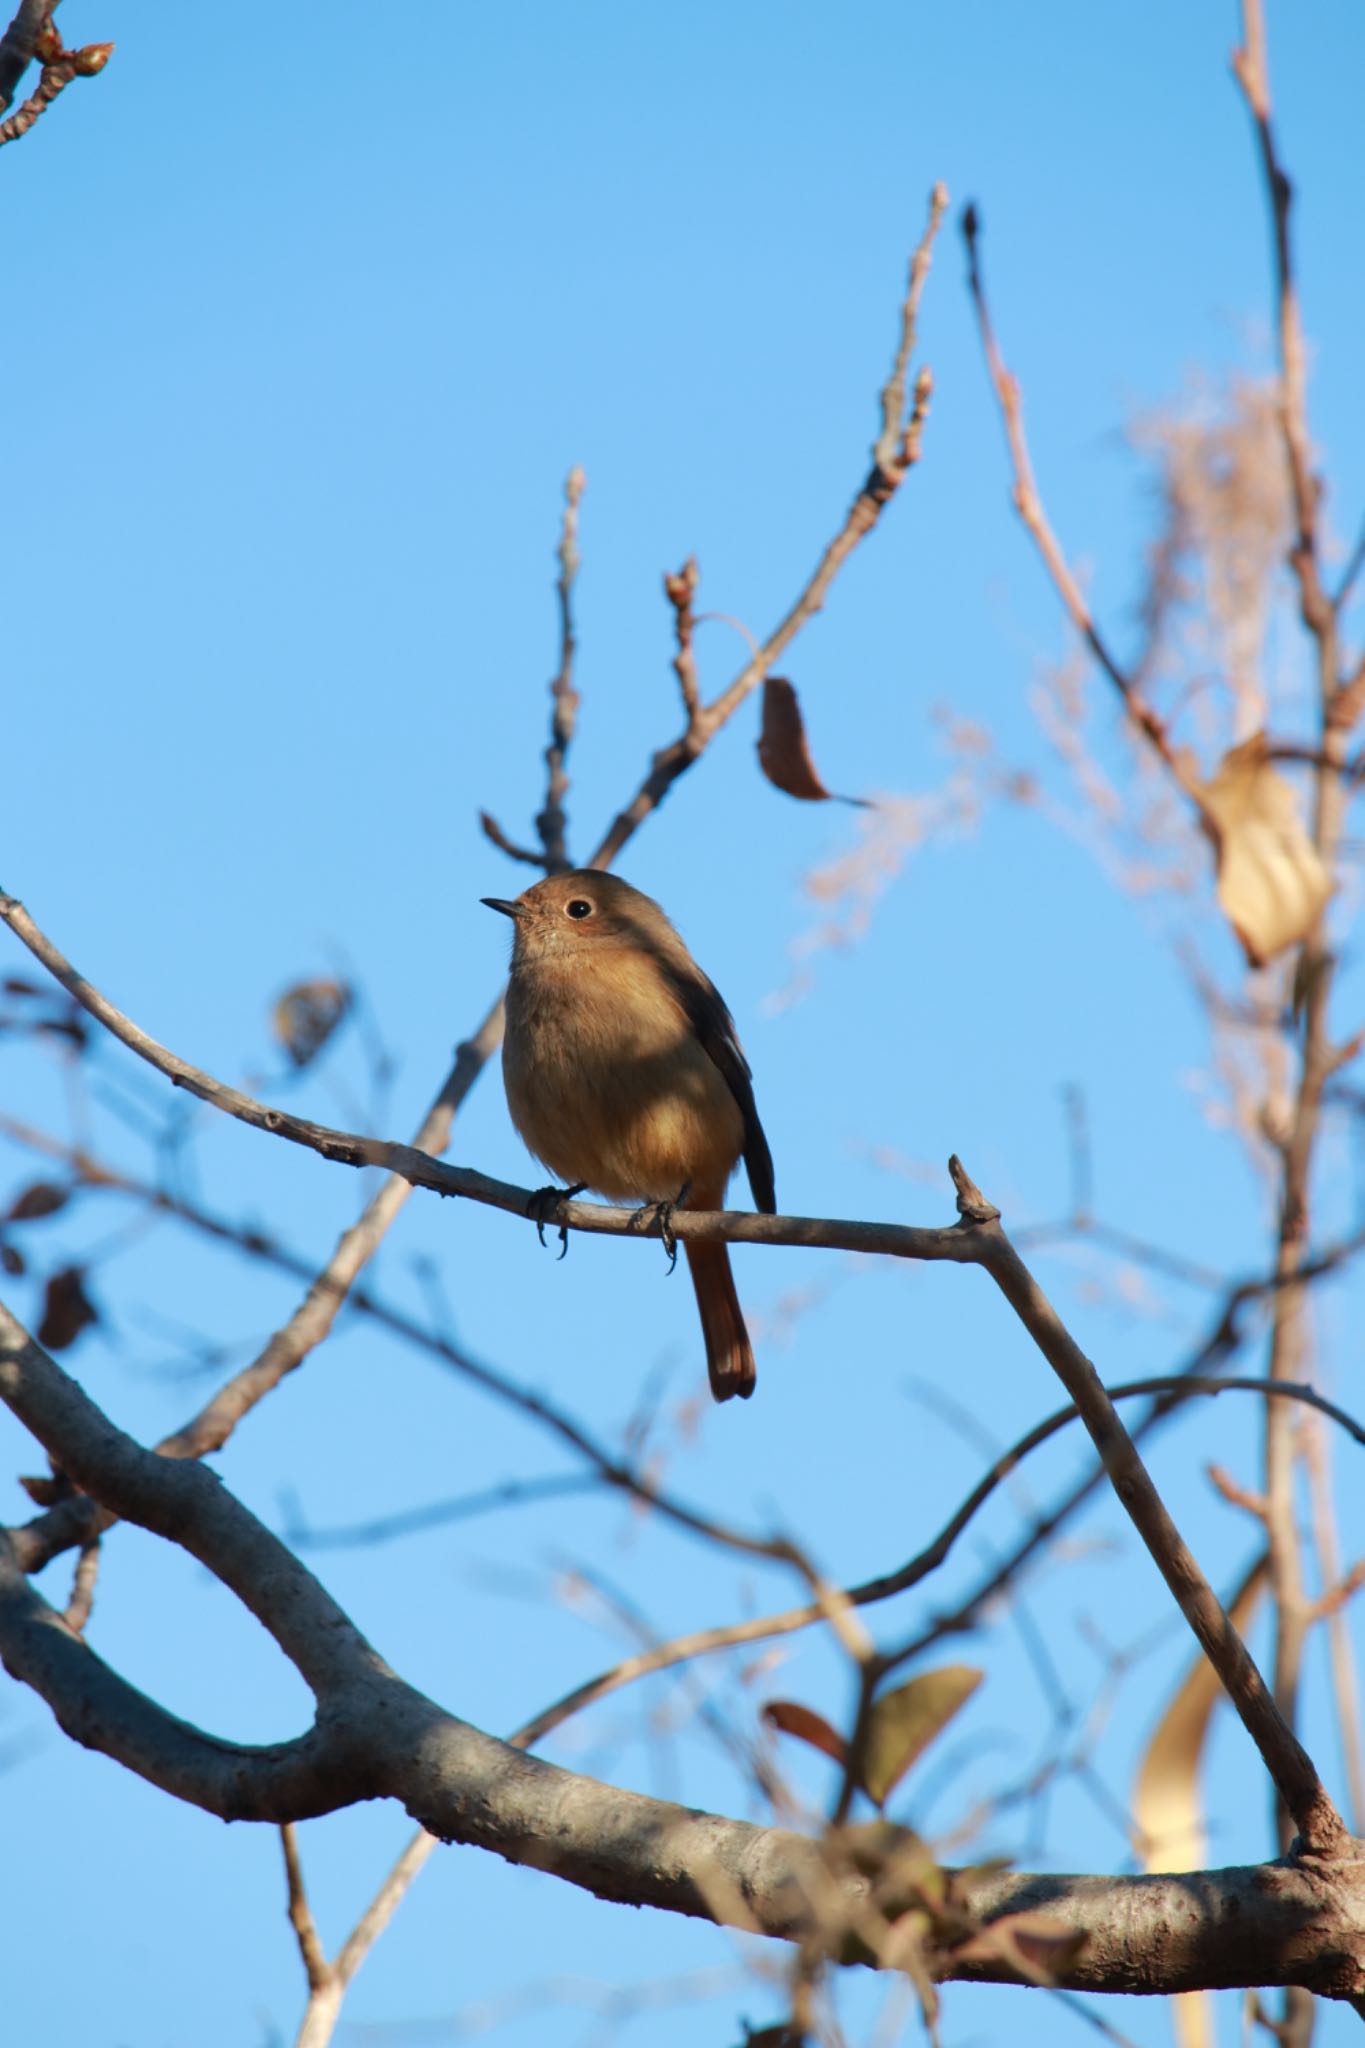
[662,961,776,1215]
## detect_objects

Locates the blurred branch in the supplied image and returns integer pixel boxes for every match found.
[1303,1417,1365,1833]
[283,1820,439,2048]
[1231,0,1334,666]
[961,202,1214,824]
[514,1369,1365,1751]
[61,1533,98,1632]
[281,1824,329,1993]
[1231,3,1349,1920]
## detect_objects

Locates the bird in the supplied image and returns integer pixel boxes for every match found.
[483,869,776,1400]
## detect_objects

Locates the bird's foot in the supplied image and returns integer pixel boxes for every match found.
[525,1182,587,1259]
[630,1182,691,1273]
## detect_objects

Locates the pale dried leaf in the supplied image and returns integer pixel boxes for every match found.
[1200,736,1332,965]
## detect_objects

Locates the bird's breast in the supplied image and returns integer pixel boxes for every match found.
[502,952,743,1204]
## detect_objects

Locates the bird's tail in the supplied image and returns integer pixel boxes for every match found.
[684,1240,756,1401]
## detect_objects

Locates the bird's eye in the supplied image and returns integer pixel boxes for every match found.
[565,898,594,920]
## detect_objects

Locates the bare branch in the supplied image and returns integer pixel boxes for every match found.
[281,1825,330,1995]
[874,182,948,476]
[664,555,702,723]
[478,809,546,868]
[592,183,948,868]
[535,464,585,871]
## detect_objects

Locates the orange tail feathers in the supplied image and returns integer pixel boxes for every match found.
[684,1239,756,1401]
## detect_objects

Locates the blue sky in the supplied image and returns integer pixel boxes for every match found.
[4,3,1365,2044]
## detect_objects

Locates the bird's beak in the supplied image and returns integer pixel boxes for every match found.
[481,897,524,919]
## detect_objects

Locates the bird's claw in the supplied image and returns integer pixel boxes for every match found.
[631,1181,690,1273]
[526,1182,587,1259]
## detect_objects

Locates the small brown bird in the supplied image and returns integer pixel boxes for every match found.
[483,870,776,1401]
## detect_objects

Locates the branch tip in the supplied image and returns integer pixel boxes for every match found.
[948,1155,999,1225]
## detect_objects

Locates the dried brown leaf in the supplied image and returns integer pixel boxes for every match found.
[6,1180,70,1224]
[272,978,352,1069]
[1200,735,1332,965]
[37,1265,99,1351]
[761,1699,849,1768]
[862,1665,983,1808]
[1,1242,25,1276]
[758,676,868,806]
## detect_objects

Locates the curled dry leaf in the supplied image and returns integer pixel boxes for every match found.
[758,676,869,807]
[1,1242,25,1276]
[272,978,352,1069]
[6,1180,70,1224]
[861,1664,983,1808]
[37,1265,99,1351]
[761,1698,848,1768]
[1199,734,1332,965]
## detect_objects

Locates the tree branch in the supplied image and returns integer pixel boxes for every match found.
[2,1303,1363,1998]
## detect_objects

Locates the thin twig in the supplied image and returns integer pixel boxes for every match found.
[477,810,545,867]
[535,465,585,871]
[62,1534,99,1631]
[874,183,948,476]
[512,1369,1365,1752]
[332,1827,438,1990]
[664,556,702,723]
[592,183,948,866]
[1231,1,1333,655]
[281,1823,330,1994]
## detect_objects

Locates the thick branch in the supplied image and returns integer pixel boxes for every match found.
[2,1309,1363,1998]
